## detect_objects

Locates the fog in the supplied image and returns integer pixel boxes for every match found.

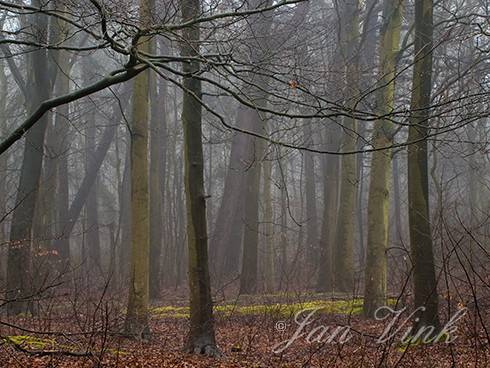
[0,0,488,365]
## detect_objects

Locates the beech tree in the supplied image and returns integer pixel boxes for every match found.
[363,0,403,318]
[0,0,488,364]
[6,0,52,315]
[407,0,440,330]
[124,0,151,339]
[334,0,360,293]
[180,0,218,355]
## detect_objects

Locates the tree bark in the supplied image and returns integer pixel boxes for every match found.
[123,0,151,339]
[239,135,265,295]
[181,0,219,356]
[317,124,341,292]
[334,0,360,293]
[363,0,403,318]
[262,158,275,292]
[149,44,168,301]
[303,123,318,272]
[53,57,71,269]
[407,0,440,330]
[6,0,51,314]
[84,107,101,272]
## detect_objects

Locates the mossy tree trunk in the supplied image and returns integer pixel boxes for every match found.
[149,42,167,301]
[180,0,219,356]
[124,0,151,339]
[363,0,403,318]
[407,0,440,330]
[334,0,360,293]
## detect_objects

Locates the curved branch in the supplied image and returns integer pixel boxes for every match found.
[0,65,146,156]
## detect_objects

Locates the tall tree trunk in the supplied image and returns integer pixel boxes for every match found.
[278,158,289,290]
[392,154,403,243]
[334,0,360,292]
[303,123,318,273]
[239,136,265,295]
[85,109,101,272]
[317,45,343,293]
[53,59,71,269]
[238,0,275,295]
[149,47,167,301]
[0,61,8,276]
[317,124,341,292]
[118,147,131,284]
[6,1,51,314]
[210,126,247,279]
[263,157,275,292]
[407,0,440,330]
[211,0,274,282]
[123,0,151,339]
[355,0,381,269]
[363,0,403,318]
[180,0,218,356]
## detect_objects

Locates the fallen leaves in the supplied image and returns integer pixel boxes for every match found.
[0,295,488,367]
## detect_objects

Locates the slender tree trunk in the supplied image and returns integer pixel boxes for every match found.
[317,124,341,292]
[363,0,403,318]
[54,62,71,269]
[278,158,289,290]
[303,123,318,272]
[123,0,151,339]
[0,61,8,276]
[355,0,380,269]
[334,0,360,293]
[317,45,343,293]
[237,0,274,295]
[149,49,167,301]
[118,147,131,284]
[180,0,218,355]
[407,0,440,330]
[85,109,101,272]
[6,1,51,314]
[392,154,403,243]
[263,158,275,292]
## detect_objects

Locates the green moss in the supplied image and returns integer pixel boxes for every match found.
[396,332,450,352]
[4,335,56,349]
[5,335,130,356]
[151,298,381,319]
[107,348,129,356]
[151,305,189,314]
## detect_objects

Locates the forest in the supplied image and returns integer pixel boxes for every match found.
[0,0,488,367]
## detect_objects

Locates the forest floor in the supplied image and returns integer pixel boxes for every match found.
[0,292,488,367]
